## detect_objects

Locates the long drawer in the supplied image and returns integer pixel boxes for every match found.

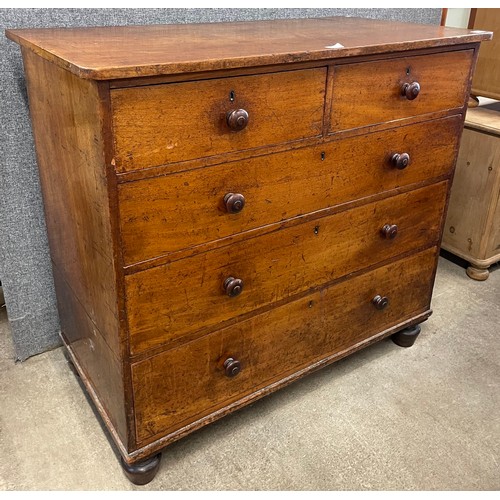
[126,182,448,355]
[329,50,472,132]
[119,115,461,266]
[111,68,326,173]
[132,247,438,444]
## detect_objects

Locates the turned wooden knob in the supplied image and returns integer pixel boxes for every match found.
[224,357,241,377]
[372,295,389,310]
[224,193,245,213]
[401,82,420,100]
[224,277,244,297]
[391,152,410,169]
[381,224,398,239]
[226,109,249,131]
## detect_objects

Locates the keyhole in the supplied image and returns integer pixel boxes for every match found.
[406,67,411,75]
[314,226,320,235]
[229,90,235,102]
[321,152,326,161]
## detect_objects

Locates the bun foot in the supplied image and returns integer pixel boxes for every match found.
[468,94,479,108]
[121,453,162,485]
[466,265,489,281]
[392,324,421,348]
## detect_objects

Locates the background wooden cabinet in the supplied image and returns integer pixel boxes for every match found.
[441,8,500,280]
[469,9,500,100]
[442,101,500,280]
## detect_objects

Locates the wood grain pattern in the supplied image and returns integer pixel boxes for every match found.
[9,18,488,470]
[129,313,434,461]
[116,108,464,185]
[104,44,476,91]
[330,50,473,131]
[442,118,500,267]
[111,68,326,172]
[119,115,461,266]
[22,49,122,354]
[22,49,131,448]
[470,9,500,100]
[126,182,448,355]
[5,18,491,80]
[53,265,128,447]
[462,103,500,135]
[132,247,438,444]
[486,187,500,260]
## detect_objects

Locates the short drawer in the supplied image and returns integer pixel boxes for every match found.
[119,115,461,265]
[126,182,448,355]
[329,50,472,132]
[132,247,438,444]
[111,68,326,173]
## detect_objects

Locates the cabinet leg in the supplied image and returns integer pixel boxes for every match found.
[468,94,480,107]
[466,265,489,281]
[391,324,421,348]
[121,453,162,485]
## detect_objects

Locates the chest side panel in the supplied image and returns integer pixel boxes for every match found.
[21,49,129,447]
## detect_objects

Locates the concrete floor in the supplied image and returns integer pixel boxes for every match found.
[0,256,499,490]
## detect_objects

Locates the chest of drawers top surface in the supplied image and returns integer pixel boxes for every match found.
[7,17,492,484]
[6,16,491,79]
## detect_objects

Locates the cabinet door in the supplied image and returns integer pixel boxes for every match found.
[471,9,500,100]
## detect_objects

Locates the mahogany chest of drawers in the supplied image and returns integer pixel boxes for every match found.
[6,17,491,485]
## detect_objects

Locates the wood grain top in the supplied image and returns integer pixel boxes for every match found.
[5,17,492,80]
[465,100,500,136]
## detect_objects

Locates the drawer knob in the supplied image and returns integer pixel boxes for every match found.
[224,276,244,297]
[401,81,420,100]
[381,224,398,239]
[224,192,245,213]
[224,357,241,377]
[227,109,249,131]
[372,295,389,310]
[391,153,410,170]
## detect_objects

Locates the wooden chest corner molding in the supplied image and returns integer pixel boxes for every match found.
[6,17,491,485]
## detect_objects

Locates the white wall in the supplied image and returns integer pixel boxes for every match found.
[445,8,471,28]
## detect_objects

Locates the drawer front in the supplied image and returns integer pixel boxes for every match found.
[132,247,438,444]
[329,50,472,132]
[126,182,448,355]
[119,115,461,265]
[111,68,326,173]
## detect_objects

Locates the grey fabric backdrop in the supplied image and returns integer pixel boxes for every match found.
[0,8,441,361]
